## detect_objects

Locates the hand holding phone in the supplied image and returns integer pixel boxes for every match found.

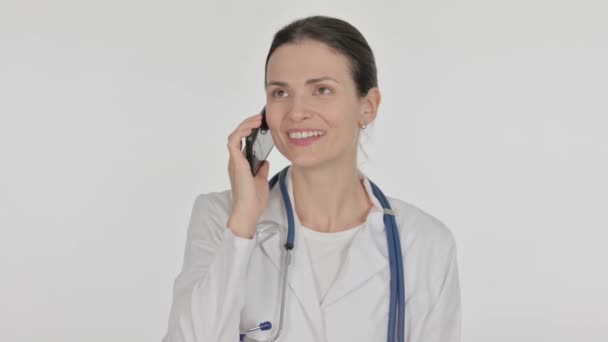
[226,108,273,239]
[245,106,275,176]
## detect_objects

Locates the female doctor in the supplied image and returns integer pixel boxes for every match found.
[163,15,461,342]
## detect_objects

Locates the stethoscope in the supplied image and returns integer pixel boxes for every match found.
[240,165,406,342]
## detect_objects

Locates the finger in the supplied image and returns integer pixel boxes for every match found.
[228,124,257,144]
[228,128,255,152]
[227,115,264,158]
[228,121,264,152]
[227,129,260,162]
[255,160,270,180]
[228,124,260,146]
[237,118,263,132]
[238,114,263,128]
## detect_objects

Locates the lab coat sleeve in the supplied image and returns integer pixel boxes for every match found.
[419,234,462,342]
[163,193,256,342]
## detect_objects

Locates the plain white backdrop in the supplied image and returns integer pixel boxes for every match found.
[1,0,606,341]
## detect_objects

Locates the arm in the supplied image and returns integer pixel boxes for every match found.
[163,193,256,342]
[419,236,462,342]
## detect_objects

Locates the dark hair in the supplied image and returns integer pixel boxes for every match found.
[264,15,378,97]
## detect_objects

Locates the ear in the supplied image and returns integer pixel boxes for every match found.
[359,87,381,126]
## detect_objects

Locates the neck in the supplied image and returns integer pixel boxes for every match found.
[291,159,373,233]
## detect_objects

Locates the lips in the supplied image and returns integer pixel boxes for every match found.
[286,130,325,146]
[287,130,325,139]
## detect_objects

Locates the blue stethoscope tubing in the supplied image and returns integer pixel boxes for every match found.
[240,165,405,342]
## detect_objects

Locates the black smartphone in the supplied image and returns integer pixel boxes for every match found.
[245,106,274,176]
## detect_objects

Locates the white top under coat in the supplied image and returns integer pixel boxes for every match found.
[163,166,462,342]
[301,223,364,304]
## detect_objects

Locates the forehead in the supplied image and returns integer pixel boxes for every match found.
[266,39,352,84]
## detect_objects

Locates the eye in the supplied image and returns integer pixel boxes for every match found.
[316,86,333,95]
[272,89,288,97]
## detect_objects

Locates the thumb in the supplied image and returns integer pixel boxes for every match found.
[255,160,270,180]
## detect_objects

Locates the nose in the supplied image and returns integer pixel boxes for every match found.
[286,95,312,122]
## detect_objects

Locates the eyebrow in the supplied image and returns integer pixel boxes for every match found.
[265,76,339,88]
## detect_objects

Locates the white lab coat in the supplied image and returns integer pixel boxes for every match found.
[163,167,461,342]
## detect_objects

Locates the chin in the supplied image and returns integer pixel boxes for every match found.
[289,156,321,168]
[288,153,341,171]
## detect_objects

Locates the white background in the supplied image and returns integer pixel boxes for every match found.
[1,1,606,341]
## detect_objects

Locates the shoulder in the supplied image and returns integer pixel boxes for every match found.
[385,197,459,292]
[191,189,232,217]
[186,190,233,241]
[386,196,457,252]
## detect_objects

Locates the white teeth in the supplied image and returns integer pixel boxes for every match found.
[289,130,326,139]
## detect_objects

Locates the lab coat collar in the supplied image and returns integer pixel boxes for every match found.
[256,166,385,229]
[256,166,390,339]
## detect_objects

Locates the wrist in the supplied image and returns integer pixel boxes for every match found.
[227,216,254,239]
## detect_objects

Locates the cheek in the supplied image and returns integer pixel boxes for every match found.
[329,106,360,130]
[265,110,280,130]
[265,115,284,144]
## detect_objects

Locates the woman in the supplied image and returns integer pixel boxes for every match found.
[163,15,461,342]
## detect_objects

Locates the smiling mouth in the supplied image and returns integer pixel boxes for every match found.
[287,130,325,146]
[287,130,326,139]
